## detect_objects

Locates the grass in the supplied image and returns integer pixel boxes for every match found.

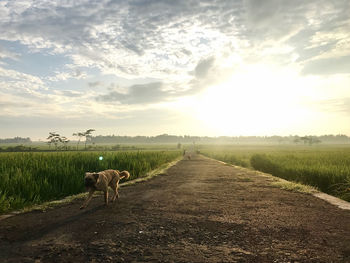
[271,180,318,194]
[0,150,181,213]
[7,155,183,215]
[200,145,350,201]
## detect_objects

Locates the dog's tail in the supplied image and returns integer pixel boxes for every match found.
[119,170,130,180]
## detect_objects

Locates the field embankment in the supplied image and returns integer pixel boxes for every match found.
[200,145,350,201]
[0,150,181,213]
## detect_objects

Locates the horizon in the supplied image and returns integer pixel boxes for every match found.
[3,131,350,142]
[1,133,350,143]
[1,1,349,138]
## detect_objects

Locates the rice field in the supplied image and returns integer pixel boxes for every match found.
[0,150,181,213]
[200,145,350,201]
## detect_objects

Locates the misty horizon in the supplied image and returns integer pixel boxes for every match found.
[2,133,350,144]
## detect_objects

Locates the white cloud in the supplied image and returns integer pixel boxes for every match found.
[0,67,45,90]
[46,69,87,82]
[0,46,20,61]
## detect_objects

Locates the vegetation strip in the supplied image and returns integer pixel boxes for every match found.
[205,155,350,210]
[0,156,182,220]
[0,150,182,214]
[200,145,350,201]
[203,155,317,193]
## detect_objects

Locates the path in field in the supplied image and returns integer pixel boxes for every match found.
[0,155,350,262]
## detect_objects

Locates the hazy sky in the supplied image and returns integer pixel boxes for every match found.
[1,0,349,140]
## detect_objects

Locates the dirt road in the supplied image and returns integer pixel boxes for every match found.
[1,155,350,262]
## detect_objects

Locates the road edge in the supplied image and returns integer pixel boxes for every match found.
[202,155,350,211]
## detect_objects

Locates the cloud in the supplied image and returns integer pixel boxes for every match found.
[95,69,226,105]
[0,66,45,91]
[194,57,215,79]
[0,0,239,80]
[46,69,87,81]
[0,46,20,61]
[316,97,350,114]
[243,0,349,41]
[88,81,103,88]
[0,0,348,82]
[0,105,194,139]
[54,90,83,98]
[0,101,32,109]
[94,56,225,105]
[301,56,350,75]
[242,0,350,69]
[96,82,171,104]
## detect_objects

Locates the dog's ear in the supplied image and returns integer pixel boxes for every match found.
[93,173,99,181]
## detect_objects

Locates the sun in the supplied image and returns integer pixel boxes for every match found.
[192,66,308,135]
[167,64,321,136]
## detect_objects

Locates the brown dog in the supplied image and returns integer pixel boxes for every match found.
[80,169,130,209]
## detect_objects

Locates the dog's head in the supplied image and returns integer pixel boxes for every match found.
[84,172,99,189]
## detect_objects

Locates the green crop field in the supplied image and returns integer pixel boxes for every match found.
[0,150,181,213]
[200,145,350,202]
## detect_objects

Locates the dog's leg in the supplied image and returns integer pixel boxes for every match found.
[104,190,109,206]
[116,181,120,199]
[111,187,117,202]
[80,189,94,209]
[111,180,120,202]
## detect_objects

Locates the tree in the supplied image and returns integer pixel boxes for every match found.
[60,136,70,150]
[300,136,322,145]
[46,132,61,150]
[293,136,301,144]
[310,137,322,145]
[300,136,310,145]
[84,129,95,150]
[73,129,95,150]
[73,132,85,150]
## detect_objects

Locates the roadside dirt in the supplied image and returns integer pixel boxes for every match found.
[0,154,349,262]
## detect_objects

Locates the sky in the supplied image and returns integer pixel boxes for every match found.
[0,0,349,140]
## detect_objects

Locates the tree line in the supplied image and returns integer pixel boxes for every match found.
[90,134,350,145]
[0,137,31,144]
[1,133,350,147]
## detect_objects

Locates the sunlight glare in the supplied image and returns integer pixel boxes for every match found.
[193,66,309,135]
